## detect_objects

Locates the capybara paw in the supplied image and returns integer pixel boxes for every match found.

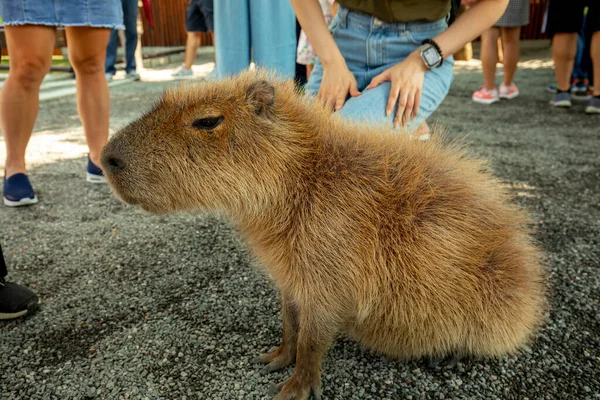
[427,353,461,369]
[251,346,295,374]
[272,374,322,400]
[251,346,279,364]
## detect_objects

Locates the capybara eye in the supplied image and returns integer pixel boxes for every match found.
[192,116,224,130]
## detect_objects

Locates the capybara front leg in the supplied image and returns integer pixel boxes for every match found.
[427,353,462,370]
[253,294,299,374]
[273,312,337,400]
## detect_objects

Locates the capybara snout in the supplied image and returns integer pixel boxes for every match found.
[101,151,125,175]
[103,71,546,400]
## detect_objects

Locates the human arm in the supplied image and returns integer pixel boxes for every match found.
[290,0,360,111]
[434,0,509,59]
[461,0,480,7]
[365,0,509,127]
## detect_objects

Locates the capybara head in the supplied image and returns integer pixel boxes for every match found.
[101,72,309,214]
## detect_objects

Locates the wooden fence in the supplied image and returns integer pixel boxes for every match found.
[521,0,549,40]
[140,0,213,47]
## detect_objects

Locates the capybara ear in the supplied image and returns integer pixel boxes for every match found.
[246,80,275,117]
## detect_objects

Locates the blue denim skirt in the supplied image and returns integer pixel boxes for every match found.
[1,0,124,29]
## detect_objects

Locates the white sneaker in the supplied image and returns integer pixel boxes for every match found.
[172,65,193,78]
[204,69,218,81]
[125,71,141,81]
[550,92,572,108]
[585,96,600,114]
[499,83,519,99]
[472,86,500,105]
[411,121,431,142]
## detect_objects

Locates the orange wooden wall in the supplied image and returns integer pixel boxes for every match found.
[522,0,549,40]
[140,0,213,47]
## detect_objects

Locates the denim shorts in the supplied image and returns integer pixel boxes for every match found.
[186,0,214,32]
[306,6,454,132]
[0,0,124,29]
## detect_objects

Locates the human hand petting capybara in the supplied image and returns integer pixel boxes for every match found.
[101,71,546,400]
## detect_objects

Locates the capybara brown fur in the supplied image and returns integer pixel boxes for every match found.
[101,71,546,400]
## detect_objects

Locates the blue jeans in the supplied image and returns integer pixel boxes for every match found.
[0,244,7,279]
[213,0,296,79]
[105,0,139,75]
[572,13,589,81]
[306,6,454,132]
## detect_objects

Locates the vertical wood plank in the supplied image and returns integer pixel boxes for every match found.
[140,0,214,47]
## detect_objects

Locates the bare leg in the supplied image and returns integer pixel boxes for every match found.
[591,31,600,96]
[253,294,298,373]
[273,308,338,400]
[497,36,504,64]
[306,64,314,80]
[480,27,500,90]
[0,26,55,178]
[65,27,111,167]
[501,27,521,86]
[411,121,431,141]
[210,31,215,64]
[552,33,578,92]
[183,32,202,70]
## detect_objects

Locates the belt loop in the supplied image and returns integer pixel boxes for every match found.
[338,5,348,28]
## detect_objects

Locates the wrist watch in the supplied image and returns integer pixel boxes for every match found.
[419,39,444,69]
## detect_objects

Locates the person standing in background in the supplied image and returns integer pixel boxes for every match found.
[548,1,599,113]
[214,0,296,79]
[569,14,593,98]
[296,1,337,81]
[471,0,530,104]
[546,14,593,99]
[106,0,140,81]
[172,0,214,79]
[1,0,123,207]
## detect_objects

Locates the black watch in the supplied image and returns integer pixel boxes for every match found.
[419,39,443,69]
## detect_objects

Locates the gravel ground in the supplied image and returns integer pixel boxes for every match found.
[1,45,599,400]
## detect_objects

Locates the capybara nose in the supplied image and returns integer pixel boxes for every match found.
[101,153,126,174]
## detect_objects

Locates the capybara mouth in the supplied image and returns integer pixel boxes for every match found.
[114,185,169,214]
[122,196,140,206]
[114,190,140,206]
[104,177,140,206]
[114,190,165,214]
[104,169,174,214]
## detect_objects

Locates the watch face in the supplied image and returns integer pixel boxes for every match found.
[423,47,440,65]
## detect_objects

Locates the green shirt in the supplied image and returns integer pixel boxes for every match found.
[337,0,452,22]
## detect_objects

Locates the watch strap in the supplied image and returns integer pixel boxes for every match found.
[421,39,444,68]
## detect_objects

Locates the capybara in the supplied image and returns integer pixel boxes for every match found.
[101,71,546,400]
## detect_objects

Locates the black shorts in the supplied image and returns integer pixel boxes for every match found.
[185,0,213,33]
[546,0,600,35]
[0,244,7,278]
